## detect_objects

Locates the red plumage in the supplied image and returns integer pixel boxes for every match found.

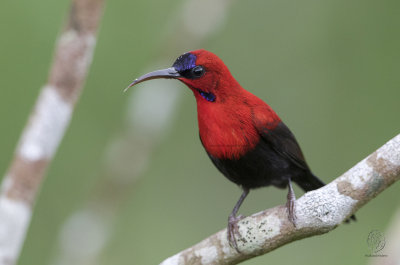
[180,50,281,159]
[126,49,355,252]
[196,89,280,159]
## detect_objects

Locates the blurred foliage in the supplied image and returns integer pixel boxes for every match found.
[1,0,399,264]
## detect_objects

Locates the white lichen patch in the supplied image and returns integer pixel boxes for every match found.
[18,86,72,161]
[296,182,357,228]
[219,231,233,257]
[194,246,218,265]
[338,158,374,190]
[237,213,281,253]
[376,134,400,166]
[58,30,97,79]
[336,134,400,193]
[0,197,31,265]
[75,34,97,75]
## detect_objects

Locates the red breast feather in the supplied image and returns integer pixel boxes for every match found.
[196,88,281,160]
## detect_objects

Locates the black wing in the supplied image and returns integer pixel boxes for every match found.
[258,122,310,171]
[257,121,327,191]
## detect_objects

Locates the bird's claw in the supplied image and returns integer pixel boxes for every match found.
[227,214,245,252]
[286,179,297,227]
[286,196,297,226]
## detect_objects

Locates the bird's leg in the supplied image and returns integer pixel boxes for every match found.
[228,188,249,252]
[286,178,297,226]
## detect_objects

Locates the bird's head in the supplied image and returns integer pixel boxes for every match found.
[126,49,240,103]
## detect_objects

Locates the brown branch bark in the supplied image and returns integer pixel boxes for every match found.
[0,1,104,264]
[160,134,400,265]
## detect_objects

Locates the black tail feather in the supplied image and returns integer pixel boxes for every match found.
[294,172,325,192]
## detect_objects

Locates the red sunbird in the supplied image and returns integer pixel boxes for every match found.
[126,49,355,251]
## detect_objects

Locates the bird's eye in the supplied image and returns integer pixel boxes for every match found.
[191,66,205,78]
[178,65,205,79]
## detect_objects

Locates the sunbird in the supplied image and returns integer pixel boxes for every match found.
[126,49,354,251]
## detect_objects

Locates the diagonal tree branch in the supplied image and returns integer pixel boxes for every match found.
[160,134,400,265]
[0,1,104,264]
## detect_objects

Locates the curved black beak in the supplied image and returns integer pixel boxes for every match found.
[124,67,181,92]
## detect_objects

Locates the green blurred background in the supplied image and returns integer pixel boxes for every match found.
[1,0,399,264]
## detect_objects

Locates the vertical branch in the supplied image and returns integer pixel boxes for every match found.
[51,0,233,263]
[0,1,104,264]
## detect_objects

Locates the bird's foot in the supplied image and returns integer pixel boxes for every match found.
[227,214,245,252]
[286,197,297,226]
[286,179,297,226]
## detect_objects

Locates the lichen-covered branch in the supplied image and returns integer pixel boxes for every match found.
[51,1,234,264]
[160,134,400,265]
[0,1,104,264]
